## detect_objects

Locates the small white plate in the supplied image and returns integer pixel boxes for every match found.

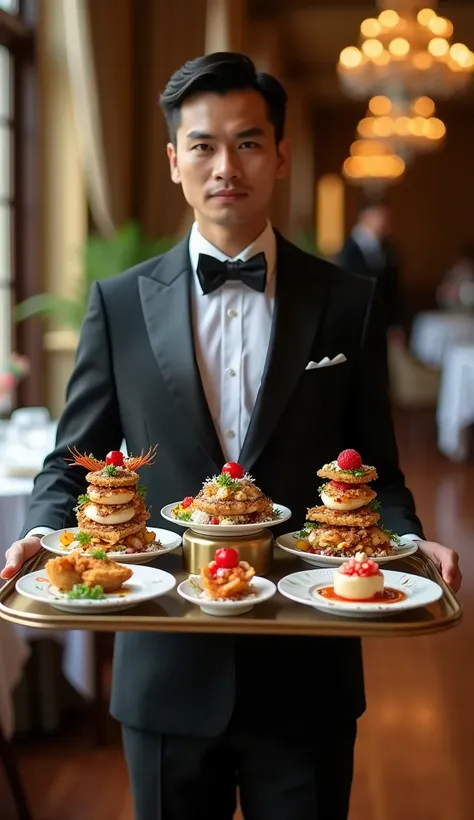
[276,532,417,567]
[16,564,176,614]
[161,503,292,536]
[177,575,276,616]
[41,526,182,565]
[278,568,443,618]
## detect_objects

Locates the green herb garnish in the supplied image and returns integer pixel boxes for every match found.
[318,484,327,495]
[177,510,192,521]
[77,494,90,506]
[296,521,319,539]
[215,472,241,491]
[137,485,147,499]
[90,548,108,560]
[272,506,282,519]
[346,468,366,477]
[369,499,381,512]
[66,584,105,600]
[381,527,401,546]
[75,531,92,545]
[103,464,118,476]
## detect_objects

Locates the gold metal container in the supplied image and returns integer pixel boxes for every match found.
[182,528,274,576]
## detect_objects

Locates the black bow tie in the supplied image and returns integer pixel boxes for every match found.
[196,252,267,295]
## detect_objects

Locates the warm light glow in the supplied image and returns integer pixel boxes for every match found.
[417,8,436,27]
[372,116,395,137]
[389,38,410,57]
[369,96,392,116]
[378,10,400,29]
[428,16,453,37]
[450,43,469,63]
[394,116,411,136]
[339,46,363,68]
[362,39,384,59]
[412,52,433,70]
[357,118,376,138]
[413,96,435,117]
[426,118,446,139]
[465,52,474,69]
[350,139,387,156]
[372,50,391,67]
[360,18,381,38]
[316,174,345,257]
[343,153,405,181]
[428,38,450,58]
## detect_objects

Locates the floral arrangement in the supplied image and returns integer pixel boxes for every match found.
[0,353,30,400]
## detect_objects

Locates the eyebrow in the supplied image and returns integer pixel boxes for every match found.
[186,127,266,140]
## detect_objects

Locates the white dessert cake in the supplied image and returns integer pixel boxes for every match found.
[333,551,384,600]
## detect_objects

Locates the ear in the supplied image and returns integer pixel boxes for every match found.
[166,143,181,184]
[276,137,290,180]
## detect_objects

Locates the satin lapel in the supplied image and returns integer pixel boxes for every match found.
[138,237,224,471]
[239,233,331,472]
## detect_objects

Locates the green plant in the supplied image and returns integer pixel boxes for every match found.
[14,221,176,331]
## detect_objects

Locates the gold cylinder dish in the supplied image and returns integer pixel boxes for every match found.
[182,528,274,576]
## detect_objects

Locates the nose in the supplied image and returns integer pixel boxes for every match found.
[212,148,242,182]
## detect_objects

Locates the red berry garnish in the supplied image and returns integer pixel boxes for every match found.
[210,517,220,525]
[337,449,362,471]
[214,547,239,568]
[330,480,354,490]
[221,462,245,479]
[181,496,194,509]
[105,450,124,467]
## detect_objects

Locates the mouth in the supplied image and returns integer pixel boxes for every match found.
[209,190,248,201]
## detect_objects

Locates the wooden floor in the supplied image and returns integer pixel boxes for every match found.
[5,409,474,820]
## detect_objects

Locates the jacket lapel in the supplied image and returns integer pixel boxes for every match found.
[239,232,331,472]
[138,236,224,471]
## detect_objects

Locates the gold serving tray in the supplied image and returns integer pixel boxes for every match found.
[0,547,462,638]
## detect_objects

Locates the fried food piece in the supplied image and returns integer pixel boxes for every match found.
[45,551,132,592]
[193,477,269,516]
[86,470,139,488]
[317,463,378,484]
[307,525,392,553]
[306,505,380,527]
[200,561,255,600]
[77,507,150,544]
[87,485,135,505]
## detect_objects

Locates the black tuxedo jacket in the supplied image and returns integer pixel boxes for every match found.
[22,231,423,737]
[338,235,402,329]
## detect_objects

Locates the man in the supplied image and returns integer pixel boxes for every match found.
[2,53,461,820]
[338,199,403,333]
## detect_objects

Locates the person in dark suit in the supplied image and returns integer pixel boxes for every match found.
[338,199,403,333]
[2,53,461,820]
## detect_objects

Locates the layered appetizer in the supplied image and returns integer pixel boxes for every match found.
[61,446,161,554]
[295,449,398,558]
[172,461,281,526]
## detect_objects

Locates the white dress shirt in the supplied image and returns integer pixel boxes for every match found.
[189,220,276,463]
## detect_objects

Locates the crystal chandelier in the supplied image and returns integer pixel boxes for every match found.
[338,5,474,99]
[342,138,406,188]
[357,94,446,157]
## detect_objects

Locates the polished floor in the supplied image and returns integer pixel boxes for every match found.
[5,409,474,820]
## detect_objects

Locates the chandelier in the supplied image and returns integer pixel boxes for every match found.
[342,139,406,188]
[338,6,474,99]
[357,94,446,156]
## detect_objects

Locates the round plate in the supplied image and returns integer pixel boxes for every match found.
[177,575,276,616]
[161,503,292,536]
[276,532,418,567]
[278,568,442,618]
[41,526,182,565]
[15,564,176,614]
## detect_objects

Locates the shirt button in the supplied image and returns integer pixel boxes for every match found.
[226,368,236,377]
[224,429,235,439]
[227,308,238,318]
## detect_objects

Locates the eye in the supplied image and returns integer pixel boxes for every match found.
[239,141,260,149]
[192,143,213,152]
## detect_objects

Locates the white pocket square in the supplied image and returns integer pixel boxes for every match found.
[305,354,347,370]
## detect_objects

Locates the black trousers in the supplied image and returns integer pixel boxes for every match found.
[121,719,357,820]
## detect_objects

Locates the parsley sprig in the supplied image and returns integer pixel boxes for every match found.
[103,464,118,477]
[90,548,108,560]
[215,472,241,491]
[369,499,381,513]
[77,494,90,506]
[74,531,92,545]
[137,485,147,499]
[67,584,105,600]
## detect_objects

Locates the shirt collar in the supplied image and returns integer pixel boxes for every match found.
[189,220,276,285]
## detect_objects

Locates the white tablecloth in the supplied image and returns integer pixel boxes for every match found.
[0,475,95,734]
[410,311,474,369]
[437,343,474,461]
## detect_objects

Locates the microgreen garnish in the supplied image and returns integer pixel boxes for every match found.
[77,494,90,506]
[90,548,107,560]
[66,584,105,600]
[103,464,118,476]
[74,531,92,545]
[137,485,147,499]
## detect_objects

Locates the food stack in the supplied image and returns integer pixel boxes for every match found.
[296,448,394,558]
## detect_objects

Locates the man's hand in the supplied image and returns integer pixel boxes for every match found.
[416,540,462,592]
[0,536,42,580]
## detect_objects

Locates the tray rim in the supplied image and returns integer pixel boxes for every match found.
[0,548,463,638]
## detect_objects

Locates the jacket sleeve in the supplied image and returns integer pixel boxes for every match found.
[346,279,424,539]
[20,281,123,537]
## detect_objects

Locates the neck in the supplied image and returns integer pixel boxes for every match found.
[194,216,269,258]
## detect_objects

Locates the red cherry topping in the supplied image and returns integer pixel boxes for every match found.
[214,548,239,568]
[337,449,362,471]
[221,462,245,479]
[210,517,220,525]
[340,556,380,577]
[181,496,194,509]
[105,450,124,467]
[330,481,354,490]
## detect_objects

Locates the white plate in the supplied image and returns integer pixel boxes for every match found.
[41,526,182,565]
[161,503,292,536]
[278,568,442,618]
[276,532,417,567]
[16,564,176,614]
[177,575,276,616]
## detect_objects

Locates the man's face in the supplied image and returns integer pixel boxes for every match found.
[167,89,288,229]
[364,205,391,238]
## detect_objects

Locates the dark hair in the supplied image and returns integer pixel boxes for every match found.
[159,52,287,145]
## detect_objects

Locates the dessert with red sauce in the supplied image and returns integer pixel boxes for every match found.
[200,548,256,601]
[171,462,280,526]
[333,551,384,600]
[295,449,397,558]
